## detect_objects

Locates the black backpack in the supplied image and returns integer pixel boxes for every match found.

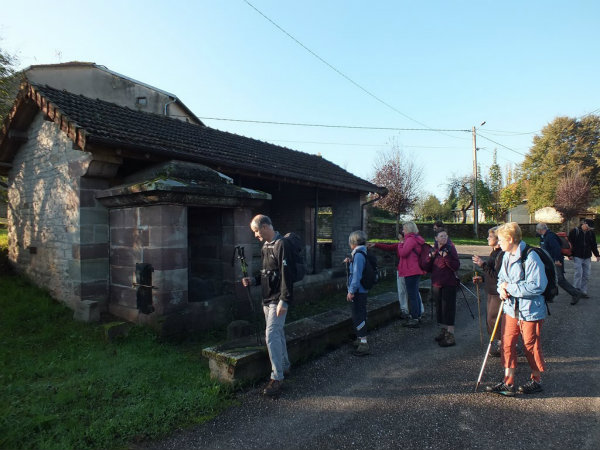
[520,245,558,312]
[354,249,378,290]
[282,232,305,283]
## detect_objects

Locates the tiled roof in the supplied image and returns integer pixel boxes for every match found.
[21,83,385,194]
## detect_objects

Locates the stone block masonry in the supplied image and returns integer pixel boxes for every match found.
[7,113,103,312]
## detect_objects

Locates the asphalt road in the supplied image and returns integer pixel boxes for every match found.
[137,256,600,450]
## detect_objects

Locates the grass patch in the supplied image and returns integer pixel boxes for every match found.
[0,275,234,450]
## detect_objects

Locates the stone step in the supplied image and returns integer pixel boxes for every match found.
[202,285,431,385]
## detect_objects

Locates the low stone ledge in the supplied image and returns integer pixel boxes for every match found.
[202,286,431,385]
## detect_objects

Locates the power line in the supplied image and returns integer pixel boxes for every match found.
[242,0,463,140]
[476,132,527,157]
[198,116,470,132]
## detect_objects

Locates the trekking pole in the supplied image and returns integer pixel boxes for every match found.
[232,246,262,345]
[475,270,483,348]
[475,299,504,392]
[458,283,475,319]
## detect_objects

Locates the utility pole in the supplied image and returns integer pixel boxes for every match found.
[472,126,478,238]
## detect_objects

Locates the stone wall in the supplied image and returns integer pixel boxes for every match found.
[7,113,95,310]
[108,205,188,323]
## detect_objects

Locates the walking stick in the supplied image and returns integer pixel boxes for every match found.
[457,283,475,319]
[474,299,504,392]
[232,246,263,345]
[475,270,483,348]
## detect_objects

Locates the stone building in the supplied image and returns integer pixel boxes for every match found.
[0,77,385,334]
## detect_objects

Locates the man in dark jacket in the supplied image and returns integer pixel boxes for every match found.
[536,223,583,305]
[242,214,292,396]
[568,218,599,298]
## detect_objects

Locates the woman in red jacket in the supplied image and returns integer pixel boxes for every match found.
[431,228,460,347]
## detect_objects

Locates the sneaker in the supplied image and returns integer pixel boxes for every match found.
[262,379,283,396]
[403,318,420,328]
[485,381,515,396]
[353,342,370,356]
[518,379,543,394]
[434,328,447,342]
[438,332,456,347]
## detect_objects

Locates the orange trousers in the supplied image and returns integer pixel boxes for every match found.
[501,314,545,373]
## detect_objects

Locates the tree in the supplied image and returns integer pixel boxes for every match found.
[448,176,474,224]
[554,168,591,229]
[0,45,19,123]
[414,194,445,221]
[371,147,423,233]
[521,115,600,212]
[484,150,504,222]
[499,181,524,221]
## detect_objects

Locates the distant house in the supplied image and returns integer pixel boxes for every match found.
[0,68,385,334]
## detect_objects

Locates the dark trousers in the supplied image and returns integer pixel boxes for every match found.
[405,274,422,319]
[557,263,579,297]
[351,292,368,338]
[433,285,457,327]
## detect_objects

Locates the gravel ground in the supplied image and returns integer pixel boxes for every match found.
[135,255,600,450]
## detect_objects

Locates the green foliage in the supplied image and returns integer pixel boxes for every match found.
[521,115,600,212]
[0,45,19,123]
[413,194,447,221]
[0,275,234,450]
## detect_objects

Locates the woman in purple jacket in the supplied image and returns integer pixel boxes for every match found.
[431,228,460,347]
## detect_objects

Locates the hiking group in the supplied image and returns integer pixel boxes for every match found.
[241,214,596,398]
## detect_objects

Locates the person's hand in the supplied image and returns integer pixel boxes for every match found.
[555,261,562,266]
[366,242,374,248]
[276,302,288,317]
[499,287,509,300]
[472,255,483,267]
[241,277,253,287]
[343,257,351,264]
[473,275,483,284]
[347,292,354,302]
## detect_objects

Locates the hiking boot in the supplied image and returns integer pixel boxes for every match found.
[438,332,456,347]
[399,311,411,320]
[403,318,420,328]
[434,328,447,342]
[352,338,361,348]
[353,342,370,356]
[518,379,543,394]
[579,291,590,299]
[571,293,582,305]
[485,381,515,396]
[262,379,283,396]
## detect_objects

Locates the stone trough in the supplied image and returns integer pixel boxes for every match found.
[202,285,432,385]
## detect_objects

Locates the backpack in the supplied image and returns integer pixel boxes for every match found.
[520,245,558,311]
[282,232,305,283]
[417,242,434,272]
[354,249,378,290]
[555,231,572,257]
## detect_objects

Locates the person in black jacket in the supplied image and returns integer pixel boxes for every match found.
[472,226,504,356]
[242,214,292,396]
[536,223,583,305]
[568,218,599,298]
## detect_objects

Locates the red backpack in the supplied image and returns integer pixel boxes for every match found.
[556,231,572,257]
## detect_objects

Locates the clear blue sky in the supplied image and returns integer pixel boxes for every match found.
[2,1,599,199]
